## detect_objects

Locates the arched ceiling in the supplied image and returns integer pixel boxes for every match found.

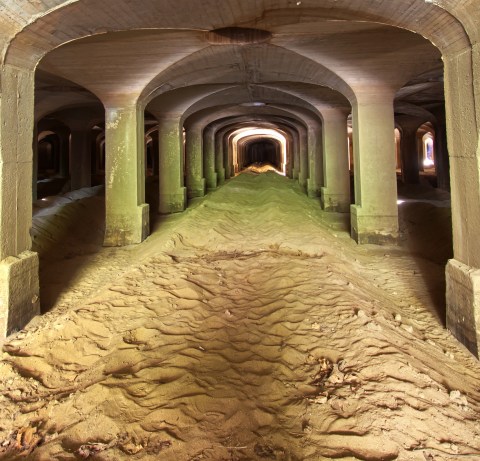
[25,0,459,129]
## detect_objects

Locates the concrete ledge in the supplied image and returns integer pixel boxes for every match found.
[104,203,150,246]
[446,259,480,357]
[321,187,350,213]
[0,251,40,338]
[350,204,398,245]
[159,187,187,214]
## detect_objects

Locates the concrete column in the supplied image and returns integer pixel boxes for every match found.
[350,92,398,244]
[298,128,308,191]
[67,121,92,191]
[321,110,350,212]
[32,126,38,201]
[223,133,233,179]
[398,120,421,184]
[104,104,149,246]
[185,123,206,198]
[0,64,40,338]
[203,125,218,190]
[306,123,323,198]
[158,117,187,213]
[214,129,226,185]
[58,128,70,178]
[443,45,480,356]
[150,131,159,177]
[431,107,450,191]
[291,131,300,180]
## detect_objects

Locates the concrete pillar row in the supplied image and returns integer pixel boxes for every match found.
[350,91,398,244]
[104,104,149,246]
[203,125,218,190]
[398,118,422,185]
[0,64,40,338]
[444,44,480,356]
[157,116,187,213]
[320,109,350,212]
[306,122,323,198]
[184,122,206,198]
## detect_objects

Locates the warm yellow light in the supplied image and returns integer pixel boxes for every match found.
[230,127,287,175]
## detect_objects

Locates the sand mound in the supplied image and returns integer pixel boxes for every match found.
[1,172,479,460]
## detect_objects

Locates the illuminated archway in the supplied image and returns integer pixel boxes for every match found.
[231,128,288,175]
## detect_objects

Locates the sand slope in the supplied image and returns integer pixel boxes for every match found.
[1,172,479,460]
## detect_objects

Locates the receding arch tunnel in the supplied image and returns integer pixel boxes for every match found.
[1,2,480,459]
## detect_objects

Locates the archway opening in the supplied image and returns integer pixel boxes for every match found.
[231,128,287,175]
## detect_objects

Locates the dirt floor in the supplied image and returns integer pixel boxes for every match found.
[1,169,479,460]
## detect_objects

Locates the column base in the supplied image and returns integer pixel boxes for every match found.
[159,187,187,214]
[321,187,350,213]
[187,178,206,198]
[0,251,40,338]
[307,179,321,198]
[217,168,225,185]
[104,203,150,246]
[206,173,218,191]
[350,204,398,244]
[446,259,480,357]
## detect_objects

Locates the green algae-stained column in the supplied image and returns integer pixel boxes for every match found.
[298,128,308,191]
[185,123,206,198]
[0,64,40,338]
[350,92,398,244]
[203,125,218,190]
[104,104,149,246]
[321,109,350,212]
[158,117,187,213]
[214,129,226,185]
[307,123,323,198]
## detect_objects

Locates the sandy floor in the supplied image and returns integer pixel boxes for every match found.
[1,170,479,460]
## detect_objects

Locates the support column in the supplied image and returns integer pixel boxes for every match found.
[306,123,323,198]
[67,120,92,191]
[298,128,308,191]
[158,116,187,213]
[398,119,421,184]
[350,92,398,244]
[104,104,149,246]
[185,123,206,198]
[321,110,350,212]
[0,64,40,337]
[32,126,38,201]
[58,128,70,178]
[291,131,300,180]
[223,132,233,179]
[431,107,450,191]
[444,45,480,356]
[214,129,225,185]
[203,125,218,190]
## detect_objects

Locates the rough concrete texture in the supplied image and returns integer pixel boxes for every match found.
[446,259,480,357]
[0,251,39,338]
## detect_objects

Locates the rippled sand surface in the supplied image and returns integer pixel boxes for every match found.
[1,172,480,460]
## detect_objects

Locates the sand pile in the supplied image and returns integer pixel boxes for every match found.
[0,172,479,460]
